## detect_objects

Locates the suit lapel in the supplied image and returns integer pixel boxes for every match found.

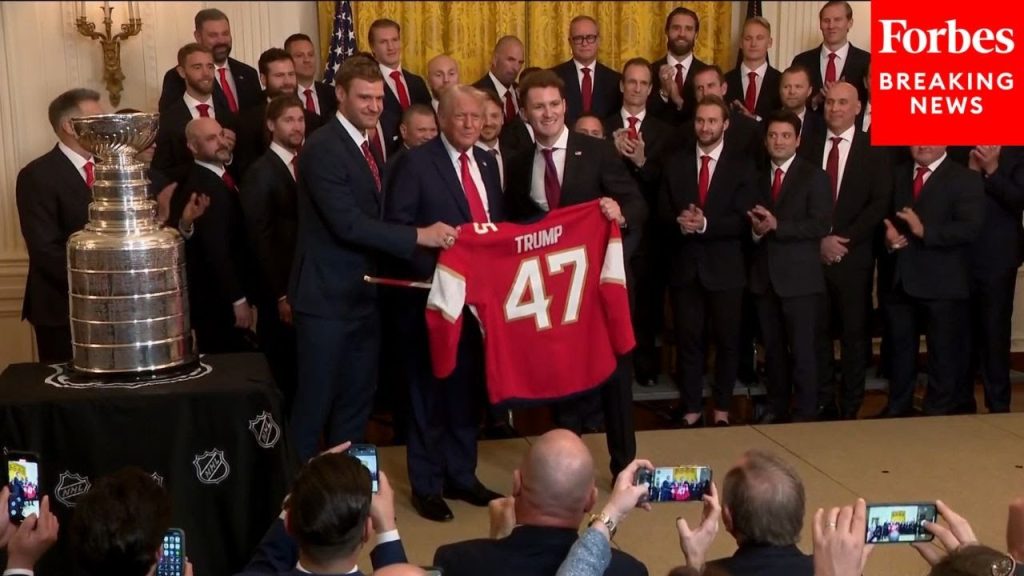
[473,147,503,220]
[561,133,586,205]
[331,120,380,208]
[775,158,800,207]
[430,139,472,221]
[915,157,949,205]
[50,146,90,202]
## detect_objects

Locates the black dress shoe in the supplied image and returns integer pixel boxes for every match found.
[443,479,503,506]
[412,493,454,522]
[817,403,841,421]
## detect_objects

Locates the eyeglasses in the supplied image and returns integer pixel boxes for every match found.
[570,34,599,45]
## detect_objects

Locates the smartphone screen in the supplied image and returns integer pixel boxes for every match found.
[349,444,379,493]
[7,453,41,523]
[157,528,186,576]
[865,503,937,543]
[635,465,712,503]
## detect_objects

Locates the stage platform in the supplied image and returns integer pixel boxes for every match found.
[360,413,1024,576]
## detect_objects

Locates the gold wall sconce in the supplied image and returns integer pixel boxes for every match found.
[75,2,142,107]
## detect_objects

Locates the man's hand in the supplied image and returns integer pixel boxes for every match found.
[970,145,1001,176]
[6,495,60,571]
[912,500,978,566]
[0,487,16,550]
[812,498,873,576]
[676,482,721,572]
[896,207,924,239]
[677,204,705,234]
[821,235,850,265]
[416,222,459,249]
[233,300,253,329]
[599,197,626,227]
[155,182,177,225]
[277,298,293,325]
[1007,497,1024,562]
[621,132,647,168]
[370,471,397,534]
[223,128,237,152]
[601,459,654,527]
[180,192,211,230]
[488,496,516,540]
[748,205,776,235]
[884,218,909,251]
[658,64,684,108]
[731,99,757,120]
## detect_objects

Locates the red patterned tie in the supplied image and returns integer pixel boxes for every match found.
[541,148,561,210]
[370,129,385,163]
[627,116,639,141]
[221,170,237,191]
[825,53,838,84]
[698,155,711,206]
[771,167,784,202]
[361,141,381,192]
[196,103,210,118]
[390,70,411,110]
[459,153,489,222]
[745,71,758,112]
[218,67,238,113]
[504,89,517,123]
[303,88,316,114]
[675,63,685,97]
[826,136,843,201]
[84,160,95,188]
[912,165,929,200]
[581,67,593,113]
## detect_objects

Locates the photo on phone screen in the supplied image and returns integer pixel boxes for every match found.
[635,466,712,503]
[349,444,379,493]
[865,503,937,543]
[157,528,186,576]
[7,453,40,523]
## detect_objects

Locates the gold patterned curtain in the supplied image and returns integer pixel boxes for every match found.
[318,1,733,82]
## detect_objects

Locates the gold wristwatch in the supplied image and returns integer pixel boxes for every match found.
[588,511,618,538]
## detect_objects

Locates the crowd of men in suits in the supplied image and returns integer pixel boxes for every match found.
[15,0,1024,534]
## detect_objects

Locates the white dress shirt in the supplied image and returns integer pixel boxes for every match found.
[270,141,299,180]
[294,530,399,574]
[57,141,94,184]
[694,139,725,234]
[619,108,647,132]
[336,111,369,149]
[530,126,569,211]
[297,82,321,116]
[820,42,851,83]
[215,61,240,103]
[573,59,598,92]
[183,91,217,119]
[821,125,857,198]
[442,134,491,221]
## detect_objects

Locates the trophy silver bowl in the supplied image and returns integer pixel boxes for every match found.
[67,113,197,376]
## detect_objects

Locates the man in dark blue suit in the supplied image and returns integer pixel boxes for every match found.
[386,85,505,522]
[289,55,457,462]
[236,449,408,576]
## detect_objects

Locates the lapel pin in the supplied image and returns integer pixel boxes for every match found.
[574,151,582,156]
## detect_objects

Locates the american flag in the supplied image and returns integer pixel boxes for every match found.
[323,0,357,85]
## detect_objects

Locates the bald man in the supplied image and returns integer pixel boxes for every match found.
[473,36,525,125]
[797,81,890,420]
[433,430,647,576]
[426,54,460,113]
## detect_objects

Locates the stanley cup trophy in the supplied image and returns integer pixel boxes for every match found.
[67,113,197,377]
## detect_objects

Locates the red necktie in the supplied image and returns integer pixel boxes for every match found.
[390,70,411,110]
[218,67,238,113]
[674,63,685,97]
[581,67,593,113]
[84,160,95,188]
[698,155,711,206]
[370,129,385,163]
[771,167,784,202]
[626,116,639,141]
[826,136,843,201]
[222,170,237,191]
[503,89,517,123]
[825,53,838,84]
[459,153,489,222]
[912,165,929,200]
[541,148,561,210]
[196,103,210,118]
[361,140,381,192]
[303,88,316,114]
[745,71,758,112]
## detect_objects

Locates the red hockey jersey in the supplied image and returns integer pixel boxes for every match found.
[426,200,635,404]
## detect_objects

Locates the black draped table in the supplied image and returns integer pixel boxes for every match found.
[0,353,297,576]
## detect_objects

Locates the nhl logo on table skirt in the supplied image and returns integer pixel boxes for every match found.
[248,411,281,449]
[55,471,92,508]
[150,472,164,487]
[192,449,231,485]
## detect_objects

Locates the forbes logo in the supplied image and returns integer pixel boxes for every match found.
[879,19,1015,54]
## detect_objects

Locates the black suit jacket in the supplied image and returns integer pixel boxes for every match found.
[551,60,623,126]
[749,156,832,298]
[504,131,647,232]
[706,544,814,576]
[791,44,871,111]
[15,146,91,326]
[646,55,708,126]
[886,157,985,300]
[498,117,533,157]
[725,64,782,119]
[385,137,506,279]
[799,129,892,274]
[797,111,826,155]
[289,115,417,319]
[234,96,319,178]
[659,146,758,291]
[314,80,338,123]
[473,74,522,137]
[381,68,431,153]
[151,97,237,186]
[434,525,648,576]
[159,57,262,113]
[965,146,1024,277]
[239,149,298,301]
